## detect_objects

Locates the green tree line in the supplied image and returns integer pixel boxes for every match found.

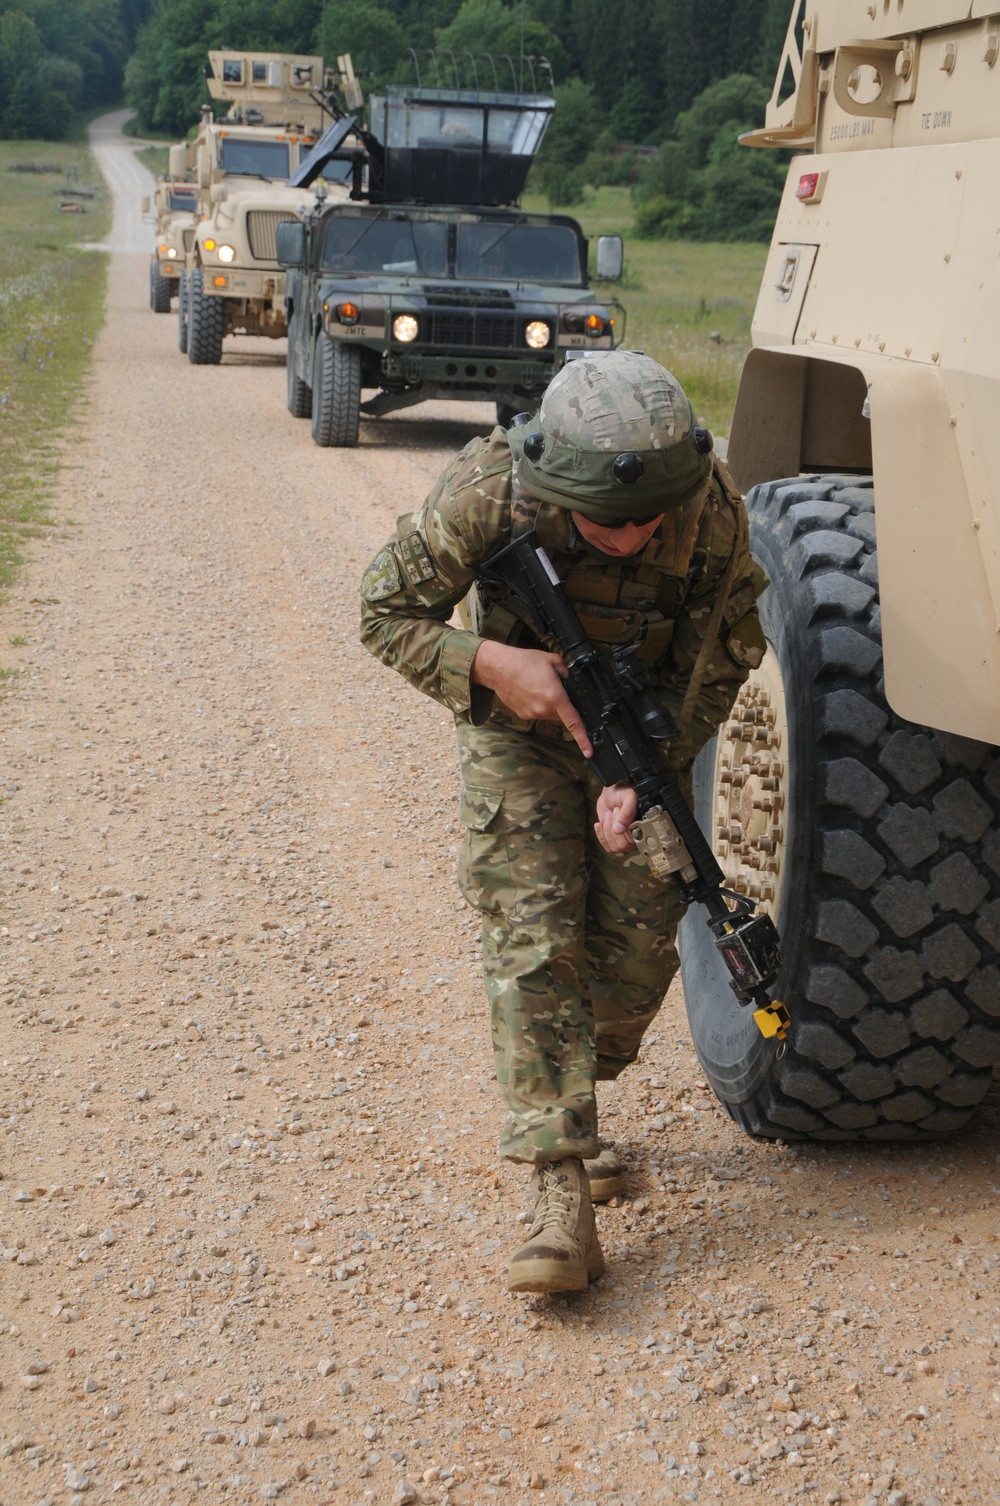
[2,0,795,240]
[0,0,151,138]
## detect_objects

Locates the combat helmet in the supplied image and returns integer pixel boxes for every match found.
[508,350,714,521]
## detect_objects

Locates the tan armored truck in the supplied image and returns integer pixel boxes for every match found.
[678,0,1000,1143]
[143,174,198,314]
[176,50,350,364]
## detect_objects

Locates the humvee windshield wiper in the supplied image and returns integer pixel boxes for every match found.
[479,215,525,258]
[344,208,387,258]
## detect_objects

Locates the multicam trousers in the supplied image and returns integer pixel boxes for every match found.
[456,722,687,1164]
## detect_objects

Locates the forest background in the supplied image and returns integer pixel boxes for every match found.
[0,0,793,242]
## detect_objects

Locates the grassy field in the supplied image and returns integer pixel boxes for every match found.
[137,144,170,176]
[523,185,768,436]
[0,139,110,603]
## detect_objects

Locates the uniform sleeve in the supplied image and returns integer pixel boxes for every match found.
[656,483,768,769]
[359,431,512,721]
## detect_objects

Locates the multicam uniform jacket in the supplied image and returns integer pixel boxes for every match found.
[360,425,766,765]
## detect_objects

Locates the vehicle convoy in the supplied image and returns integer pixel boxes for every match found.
[278,69,624,445]
[678,0,1000,1143]
[143,179,198,313]
[175,50,352,364]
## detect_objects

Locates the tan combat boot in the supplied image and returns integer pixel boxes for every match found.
[506,1158,605,1294]
[584,1143,626,1202]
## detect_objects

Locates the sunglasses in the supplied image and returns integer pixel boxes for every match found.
[587,513,664,531]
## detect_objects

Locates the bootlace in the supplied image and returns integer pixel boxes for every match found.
[533,1161,575,1232]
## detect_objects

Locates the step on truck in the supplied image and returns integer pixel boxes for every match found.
[277,62,625,445]
[176,50,352,364]
[678,0,1000,1142]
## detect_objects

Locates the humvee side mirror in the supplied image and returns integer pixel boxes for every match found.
[141,195,150,215]
[276,219,306,268]
[596,236,623,281]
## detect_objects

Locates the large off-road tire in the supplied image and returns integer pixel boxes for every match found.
[310,333,361,447]
[285,315,312,420]
[177,272,189,355]
[149,262,172,314]
[679,474,1000,1141]
[186,268,224,366]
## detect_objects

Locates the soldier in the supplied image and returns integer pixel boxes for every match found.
[360,351,766,1295]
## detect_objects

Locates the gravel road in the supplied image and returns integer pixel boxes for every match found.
[1,113,999,1506]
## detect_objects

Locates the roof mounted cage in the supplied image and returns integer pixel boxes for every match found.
[366,51,555,206]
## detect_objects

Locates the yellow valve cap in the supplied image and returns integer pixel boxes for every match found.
[753,1001,791,1041]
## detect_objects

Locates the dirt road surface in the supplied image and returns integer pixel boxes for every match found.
[1,114,999,1506]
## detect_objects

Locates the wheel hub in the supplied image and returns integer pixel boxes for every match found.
[712,650,789,923]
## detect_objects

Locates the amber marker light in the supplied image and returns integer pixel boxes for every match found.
[338,301,360,324]
[204,238,217,251]
[213,275,228,287]
[584,313,605,336]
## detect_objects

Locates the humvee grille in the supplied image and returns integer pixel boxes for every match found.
[247,211,299,262]
[425,311,517,348]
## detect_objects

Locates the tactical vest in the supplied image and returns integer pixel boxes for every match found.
[465,457,746,738]
[469,457,734,659]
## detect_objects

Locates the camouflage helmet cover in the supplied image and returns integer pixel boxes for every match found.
[508,349,713,520]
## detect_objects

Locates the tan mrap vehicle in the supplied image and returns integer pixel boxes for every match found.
[143,175,198,314]
[177,50,350,364]
[678,0,1000,1144]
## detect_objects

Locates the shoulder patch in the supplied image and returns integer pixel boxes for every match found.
[398,530,437,587]
[361,545,402,602]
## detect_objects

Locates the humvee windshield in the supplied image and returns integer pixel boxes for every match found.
[219,138,291,178]
[168,188,197,211]
[320,215,449,276]
[457,222,581,284]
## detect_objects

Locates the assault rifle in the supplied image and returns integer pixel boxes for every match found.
[479,531,790,1042]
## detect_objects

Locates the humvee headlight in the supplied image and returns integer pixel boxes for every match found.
[159,244,178,258]
[525,320,551,350]
[584,313,605,336]
[203,238,217,252]
[562,311,583,333]
[393,314,419,343]
[217,244,236,263]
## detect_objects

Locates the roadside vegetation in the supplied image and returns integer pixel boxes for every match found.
[0,139,109,600]
[525,186,766,435]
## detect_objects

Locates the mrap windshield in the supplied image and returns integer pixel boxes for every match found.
[219,137,290,178]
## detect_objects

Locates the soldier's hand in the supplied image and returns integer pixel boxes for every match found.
[594,783,639,854]
[471,640,593,757]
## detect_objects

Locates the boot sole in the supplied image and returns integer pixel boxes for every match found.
[588,1172,625,1202]
[506,1243,605,1295]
